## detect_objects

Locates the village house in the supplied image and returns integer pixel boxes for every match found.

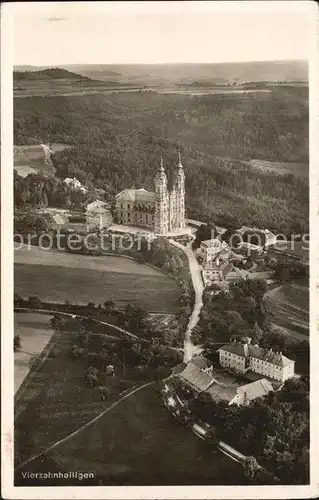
[86,200,113,231]
[236,226,277,248]
[236,241,264,258]
[218,336,295,383]
[202,262,249,289]
[63,177,88,193]
[206,377,274,406]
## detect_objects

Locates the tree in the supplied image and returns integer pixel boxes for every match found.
[14,335,22,352]
[28,296,41,309]
[50,314,64,330]
[86,373,98,387]
[104,299,115,314]
[98,386,109,400]
[243,456,260,480]
[14,293,23,306]
[193,223,218,249]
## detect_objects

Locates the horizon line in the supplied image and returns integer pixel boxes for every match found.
[14,58,308,68]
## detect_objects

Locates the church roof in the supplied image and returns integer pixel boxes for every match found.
[116,188,157,202]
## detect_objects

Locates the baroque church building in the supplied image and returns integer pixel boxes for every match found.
[115,153,186,234]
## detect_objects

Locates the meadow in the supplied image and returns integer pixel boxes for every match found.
[14,143,72,176]
[14,247,180,312]
[15,329,125,466]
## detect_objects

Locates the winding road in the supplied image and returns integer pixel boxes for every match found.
[170,240,204,361]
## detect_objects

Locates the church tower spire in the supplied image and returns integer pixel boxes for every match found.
[154,155,168,234]
[175,150,185,230]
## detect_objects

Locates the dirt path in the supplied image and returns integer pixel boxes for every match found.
[169,240,204,361]
[16,381,155,471]
[16,307,141,340]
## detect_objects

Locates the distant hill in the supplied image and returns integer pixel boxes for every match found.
[14,60,308,86]
[63,60,308,85]
[15,60,308,86]
[14,68,91,81]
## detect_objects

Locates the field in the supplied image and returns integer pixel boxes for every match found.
[41,386,244,485]
[14,329,129,466]
[14,247,180,312]
[14,143,71,176]
[263,281,309,340]
[15,326,244,486]
[14,313,54,394]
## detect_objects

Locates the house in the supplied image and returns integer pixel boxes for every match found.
[86,200,113,231]
[199,239,229,267]
[207,378,273,406]
[236,226,277,248]
[236,241,264,257]
[232,378,274,405]
[173,356,215,395]
[218,337,295,383]
[171,355,275,407]
[222,263,250,282]
[63,177,88,193]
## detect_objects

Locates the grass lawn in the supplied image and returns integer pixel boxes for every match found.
[48,385,244,485]
[14,330,133,466]
[14,245,165,276]
[14,262,180,312]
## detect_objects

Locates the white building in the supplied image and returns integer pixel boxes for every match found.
[63,177,88,193]
[236,241,264,255]
[199,239,228,267]
[236,226,277,248]
[114,153,185,234]
[218,337,295,383]
[86,200,113,231]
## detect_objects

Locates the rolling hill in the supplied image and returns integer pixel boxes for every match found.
[14,68,92,81]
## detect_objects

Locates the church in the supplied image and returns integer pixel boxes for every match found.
[114,153,186,234]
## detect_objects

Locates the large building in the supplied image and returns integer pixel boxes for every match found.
[114,153,186,234]
[218,337,295,383]
[86,200,113,230]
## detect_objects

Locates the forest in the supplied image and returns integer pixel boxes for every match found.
[14,87,308,235]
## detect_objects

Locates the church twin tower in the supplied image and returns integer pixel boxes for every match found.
[154,152,185,234]
[115,152,185,234]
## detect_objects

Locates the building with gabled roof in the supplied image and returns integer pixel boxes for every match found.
[86,200,113,230]
[218,336,295,382]
[173,356,215,394]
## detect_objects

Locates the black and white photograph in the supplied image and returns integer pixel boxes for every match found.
[1,1,318,498]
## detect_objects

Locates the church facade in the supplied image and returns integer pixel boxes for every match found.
[114,153,186,234]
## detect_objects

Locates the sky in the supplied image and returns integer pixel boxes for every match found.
[12,2,313,66]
